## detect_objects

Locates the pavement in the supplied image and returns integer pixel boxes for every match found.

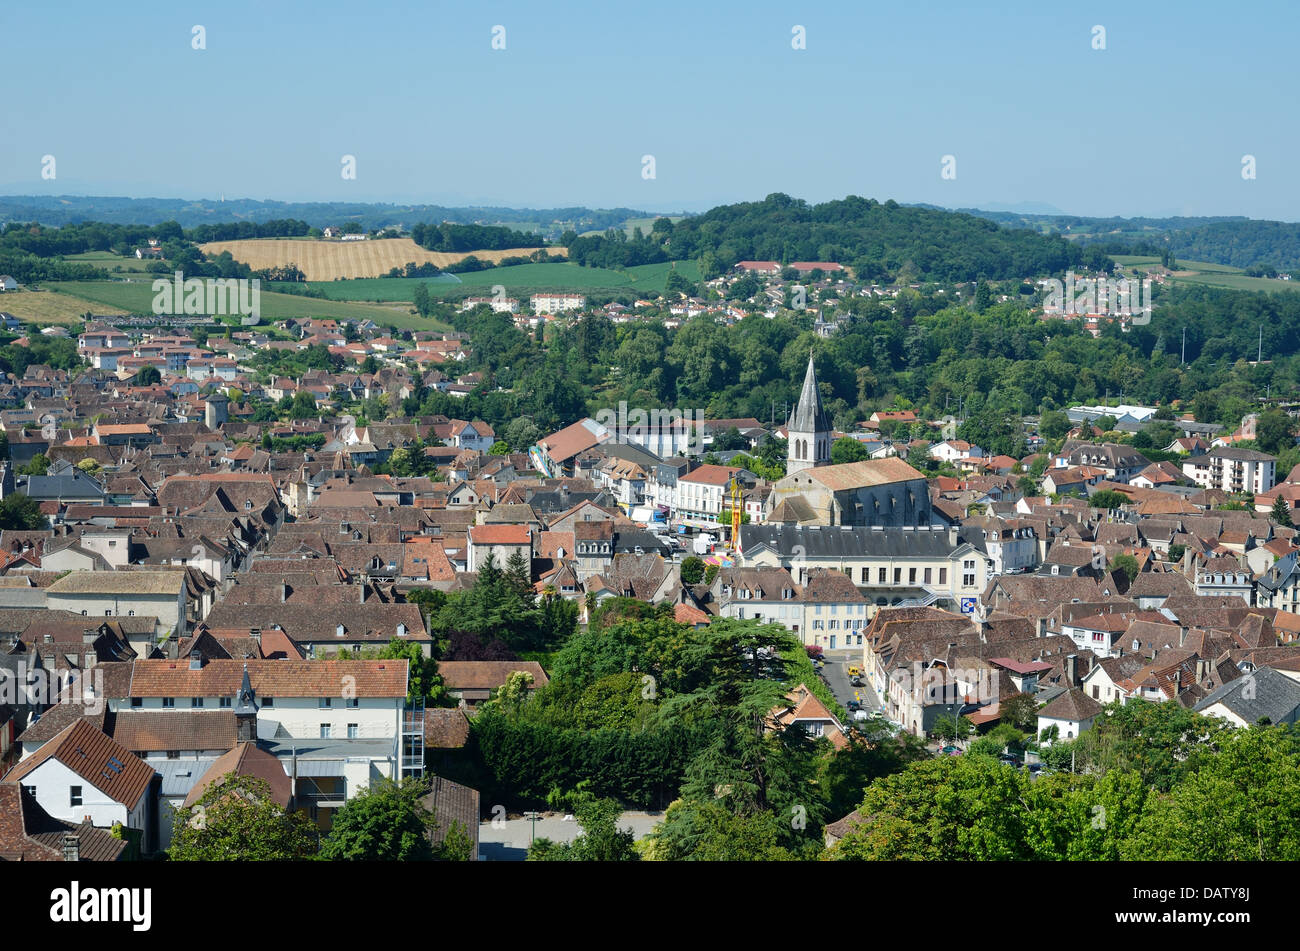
[477,810,664,861]
[819,648,882,715]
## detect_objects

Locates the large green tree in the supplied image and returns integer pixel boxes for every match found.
[169,775,317,861]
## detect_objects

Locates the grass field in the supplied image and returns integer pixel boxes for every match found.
[198,237,558,281]
[46,280,450,330]
[1112,254,1300,294]
[66,251,159,273]
[289,260,704,301]
[0,288,128,326]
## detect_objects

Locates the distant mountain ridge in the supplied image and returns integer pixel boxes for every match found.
[0,195,668,237]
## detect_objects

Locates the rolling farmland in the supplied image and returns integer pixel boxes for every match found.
[286,260,704,301]
[46,280,450,329]
[0,288,128,326]
[198,237,559,281]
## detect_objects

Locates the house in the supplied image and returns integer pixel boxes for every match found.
[1193,667,1300,727]
[0,276,17,292]
[767,683,848,749]
[107,659,413,831]
[0,782,127,860]
[44,571,190,639]
[466,524,532,573]
[437,661,549,708]
[530,293,585,315]
[1183,446,1277,495]
[3,719,155,848]
[1036,687,1103,742]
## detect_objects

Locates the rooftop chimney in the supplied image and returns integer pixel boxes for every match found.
[280,580,288,603]
[1065,653,1079,688]
[189,650,203,670]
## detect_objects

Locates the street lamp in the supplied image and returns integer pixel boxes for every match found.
[523,810,541,845]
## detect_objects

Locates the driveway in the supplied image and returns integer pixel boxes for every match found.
[478,810,664,861]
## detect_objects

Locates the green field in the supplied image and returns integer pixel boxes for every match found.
[288,260,703,301]
[46,280,451,330]
[1112,255,1300,294]
[65,251,159,273]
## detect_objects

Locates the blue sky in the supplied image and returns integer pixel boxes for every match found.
[6,0,1298,218]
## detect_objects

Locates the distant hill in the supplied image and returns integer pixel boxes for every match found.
[0,195,667,239]
[564,193,1108,281]
[951,207,1300,271]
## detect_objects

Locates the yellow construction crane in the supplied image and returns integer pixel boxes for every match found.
[729,476,743,551]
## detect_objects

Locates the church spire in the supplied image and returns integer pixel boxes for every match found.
[233,664,258,743]
[786,354,831,474]
[789,354,831,434]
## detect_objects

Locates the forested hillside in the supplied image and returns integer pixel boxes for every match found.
[563,193,1112,281]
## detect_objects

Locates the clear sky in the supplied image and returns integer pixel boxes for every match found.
[7,0,1298,219]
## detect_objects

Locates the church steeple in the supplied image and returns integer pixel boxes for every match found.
[233,664,258,743]
[787,354,831,475]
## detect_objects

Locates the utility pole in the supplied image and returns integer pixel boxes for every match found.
[1181,326,1186,365]
[1259,325,1264,364]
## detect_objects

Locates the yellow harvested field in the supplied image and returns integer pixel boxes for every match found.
[0,289,126,326]
[198,237,559,281]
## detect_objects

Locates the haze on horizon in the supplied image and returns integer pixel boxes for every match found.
[7,0,1298,221]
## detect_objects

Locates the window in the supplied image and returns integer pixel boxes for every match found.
[166,750,180,760]
[220,696,232,708]
[162,697,175,708]
[130,697,143,708]
[893,568,901,585]
[878,567,886,584]
[105,609,112,616]
[347,723,359,739]
[320,724,332,739]
[939,568,948,585]
[346,698,359,708]
[263,697,274,707]
[191,697,204,708]
[320,697,333,709]
[909,568,917,584]
[70,786,83,807]
[924,567,932,584]
[963,572,976,588]
[128,610,135,616]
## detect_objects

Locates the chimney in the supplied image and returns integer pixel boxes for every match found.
[280,580,288,603]
[1065,653,1079,688]
[61,833,80,862]
[1195,658,1209,683]
[249,628,262,647]
[189,650,203,670]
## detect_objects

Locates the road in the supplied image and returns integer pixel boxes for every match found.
[477,810,664,861]
[819,648,882,715]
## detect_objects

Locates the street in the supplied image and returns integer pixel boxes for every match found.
[819,648,882,716]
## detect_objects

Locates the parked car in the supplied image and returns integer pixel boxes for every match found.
[847,700,861,712]
[940,746,962,756]
[850,675,863,687]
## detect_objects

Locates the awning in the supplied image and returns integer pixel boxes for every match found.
[293,759,346,777]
